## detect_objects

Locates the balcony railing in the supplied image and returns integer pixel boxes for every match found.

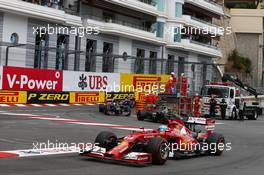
[137,0,156,6]
[205,0,223,8]
[20,0,79,16]
[190,16,219,28]
[84,15,155,33]
[189,39,219,50]
[185,0,224,15]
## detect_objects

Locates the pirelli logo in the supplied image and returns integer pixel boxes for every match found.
[133,76,161,89]
[135,92,146,101]
[76,93,99,103]
[0,91,27,104]
[70,92,105,104]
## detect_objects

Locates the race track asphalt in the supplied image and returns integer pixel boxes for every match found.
[0,105,264,175]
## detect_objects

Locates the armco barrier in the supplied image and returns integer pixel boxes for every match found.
[0,91,27,104]
[70,92,105,104]
[27,92,70,104]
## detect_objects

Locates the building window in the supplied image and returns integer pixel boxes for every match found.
[156,0,165,12]
[102,42,114,73]
[175,2,182,17]
[149,51,157,74]
[166,54,175,74]
[135,49,145,74]
[174,27,181,42]
[156,22,164,38]
[178,56,185,78]
[34,30,49,69]
[56,34,69,70]
[202,63,207,86]
[10,33,19,44]
[86,39,97,72]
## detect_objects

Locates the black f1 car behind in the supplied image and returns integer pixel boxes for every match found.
[99,99,132,116]
[137,104,176,123]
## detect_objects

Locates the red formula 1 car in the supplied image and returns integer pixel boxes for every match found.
[80,117,225,165]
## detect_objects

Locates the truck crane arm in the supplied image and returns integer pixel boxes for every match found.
[222,74,259,98]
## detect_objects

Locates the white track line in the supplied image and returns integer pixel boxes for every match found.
[15,104,27,107]
[73,104,83,106]
[59,104,70,107]
[0,104,10,107]
[30,104,42,107]
[1,147,79,158]
[45,104,57,107]
[0,112,40,117]
[87,104,96,106]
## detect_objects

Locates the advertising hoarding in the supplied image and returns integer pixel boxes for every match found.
[2,66,63,92]
[63,71,120,92]
[0,91,27,104]
[70,92,105,104]
[27,92,70,104]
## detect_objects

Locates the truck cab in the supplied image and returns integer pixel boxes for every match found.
[201,82,239,119]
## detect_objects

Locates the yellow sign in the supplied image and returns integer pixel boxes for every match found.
[70,92,105,104]
[120,73,170,93]
[0,91,27,104]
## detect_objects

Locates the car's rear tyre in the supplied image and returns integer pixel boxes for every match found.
[137,111,145,121]
[99,104,105,113]
[124,107,131,116]
[147,137,169,165]
[104,108,109,115]
[95,131,117,151]
[206,133,225,156]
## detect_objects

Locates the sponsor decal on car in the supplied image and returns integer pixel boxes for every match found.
[2,66,63,92]
[27,92,70,104]
[0,91,27,104]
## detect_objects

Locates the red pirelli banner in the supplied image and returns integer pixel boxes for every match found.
[1,66,63,92]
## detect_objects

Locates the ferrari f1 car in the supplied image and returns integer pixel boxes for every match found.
[99,99,132,116]
[80,117,225,165]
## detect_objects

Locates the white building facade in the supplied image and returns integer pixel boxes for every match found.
[0,0,224,93]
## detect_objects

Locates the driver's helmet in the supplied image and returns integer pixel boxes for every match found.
[158,125,168,132]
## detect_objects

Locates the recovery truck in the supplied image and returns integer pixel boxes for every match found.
[201,74,261,120]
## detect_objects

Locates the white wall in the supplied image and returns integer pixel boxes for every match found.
[1,13,28,67]
[118,37,132,73]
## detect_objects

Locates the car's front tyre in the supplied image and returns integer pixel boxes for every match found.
[147,137,169,165]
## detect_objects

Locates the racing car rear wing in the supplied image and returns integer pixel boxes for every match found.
[185,117,215,133]
[185,117,215,126]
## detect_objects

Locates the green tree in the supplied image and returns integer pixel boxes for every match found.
[227,50,252,74]
[234,0,261,9]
